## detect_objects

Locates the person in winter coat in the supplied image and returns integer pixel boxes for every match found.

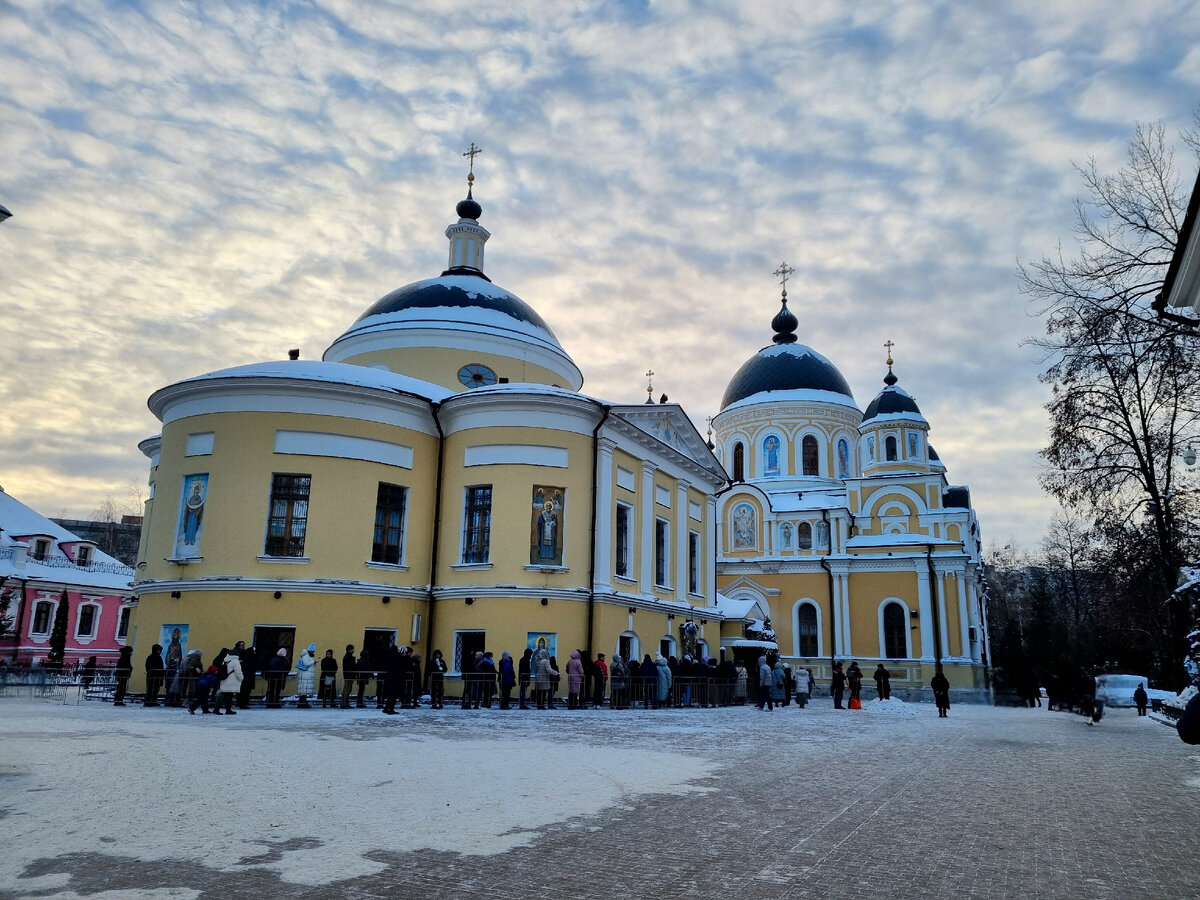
[734,660,749,704]
[265,648,289,708]
[567,650,586,709]
[319,649,338,708]
[548,655,561,708]
[641,654,657,709]
[295,643,317,708]
[217,648,243,714]
[234,640,256,709]
[931,665,950,717]
[656,653,673,706]
[427,649,447,709]
[382,644,402,714]
[81,655,98,689]
[830,661,846,709]
[113,646,134,706]
[498,650,516,709]
[874,664,892,701]
[1133,683,1149,716]
[592,653,608,709]
[782,665,794,707]
[190,665,220,714]
[847,661,864,709]
[143,644,165,707]
[518,648,533,709]
[770,658,786,704]
[533,648,558,709]
[609,654,627,709]
[340,644,357,709]
[476,651,497,709]
[177,648,203,705]
[756,655,774,710]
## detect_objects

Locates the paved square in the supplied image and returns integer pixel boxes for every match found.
[2,698,1197,899]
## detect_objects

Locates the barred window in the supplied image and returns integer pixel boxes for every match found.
[462,486,492,564]
[615,503,631,577]
[265,473,311,557]
[372,483,407,564]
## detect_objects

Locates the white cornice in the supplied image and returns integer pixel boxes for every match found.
[603,415,726,487]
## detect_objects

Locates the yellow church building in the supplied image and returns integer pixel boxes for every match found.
[712,283,990,702]
[128,162,990,703]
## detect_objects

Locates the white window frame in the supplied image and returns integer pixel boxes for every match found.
[654,517,670,589]
[75,600,102,644]
[878,598,914,660]
[688,530,701,596]
[615,501,633,580]
[792,599,823,658]
[30,599,55,637]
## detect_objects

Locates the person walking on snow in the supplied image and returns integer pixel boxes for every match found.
[874,663,891,701]
[931,665,950,717]
[756,655,775,711]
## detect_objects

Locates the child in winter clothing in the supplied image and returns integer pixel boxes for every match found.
[190,665,220,714]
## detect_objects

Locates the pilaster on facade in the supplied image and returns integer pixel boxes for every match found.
[640,461,656,601]
[706,495,717,607]
[914,566,935,662]
[954,572,971,663]
[593,437,617,594]
[675,480,691,603]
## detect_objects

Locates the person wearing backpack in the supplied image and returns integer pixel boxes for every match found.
[217,648,242,714]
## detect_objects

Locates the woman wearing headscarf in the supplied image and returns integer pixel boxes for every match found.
[609,654,627,709]
[218,647,243,714]
[655,653,673,708]
[756,655,774,711]
[498,650,516,709]
[567,650,585,709]
[295,643,317,708]
[641,654,657,709]
[533,648,558,710]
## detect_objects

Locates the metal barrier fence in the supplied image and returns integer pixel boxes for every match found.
[0,671,87,703]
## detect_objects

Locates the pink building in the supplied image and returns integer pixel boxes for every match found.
[0,487,134,670]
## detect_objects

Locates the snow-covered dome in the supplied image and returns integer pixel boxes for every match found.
[720,297,857,412]
[861,367,927,426]
[324,182,583,391]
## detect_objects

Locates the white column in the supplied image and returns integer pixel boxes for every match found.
[965,572,983,664]
[676,480,691,601]
[706,496,717,606]
[936,570,950,660]
[839,572,851,657]
[640,461,656,599]
[831,573,844,657]
[915,566,935,662]
[956,571,970,661]
[594,438,616,594]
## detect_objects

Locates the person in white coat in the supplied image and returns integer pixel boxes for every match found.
[295,643,317,708]
[217,649,243,715]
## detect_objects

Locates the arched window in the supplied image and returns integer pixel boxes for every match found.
[733,442,745,481]
[883,602,907,658]
[802,435,819,475]
[885,435,898,461]
[797,604,818,657]
[798,522,813,549]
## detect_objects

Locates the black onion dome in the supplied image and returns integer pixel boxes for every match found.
[771,297,798,344]
[456,187,482,220]
[928,445,941,461]
[721,343,856,410]
[862,385,923,423]
[356,275,556,335]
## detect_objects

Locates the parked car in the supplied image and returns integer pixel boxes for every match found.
[1094,674,1176,708]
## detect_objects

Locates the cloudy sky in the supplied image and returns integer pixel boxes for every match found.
[2,0,1199,547]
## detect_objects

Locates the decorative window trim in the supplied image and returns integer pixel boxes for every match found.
[450,562,493,571]
[879,598,913,660]
[365,561,410,572]
[654,517,671,589]
[792,598,823,658]
[524,565,569,574]
[74,601,102,644]
[256,555,310,564]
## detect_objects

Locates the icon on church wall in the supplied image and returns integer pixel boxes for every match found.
[732,503,756,550]
[174,473,208,558]
[530,485,565,566]
[528,632,557,659]
[908,433,919,459]
[867,436,875,460]
[763,435,780,476]
[781,522,793,549]
[817,520,830,549]
[837,438,850,478]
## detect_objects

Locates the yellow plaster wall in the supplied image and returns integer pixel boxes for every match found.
[847,570,920,658]
[143,411,439,586]
[339,347,568,392]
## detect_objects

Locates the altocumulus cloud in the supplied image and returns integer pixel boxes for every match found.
[1,0,1199,546]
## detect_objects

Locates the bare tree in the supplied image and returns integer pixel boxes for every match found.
[1021,120,1200,685]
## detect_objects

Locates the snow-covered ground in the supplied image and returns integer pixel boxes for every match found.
[1,696,1192,899]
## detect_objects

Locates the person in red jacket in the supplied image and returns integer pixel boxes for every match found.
[592,653,609,709]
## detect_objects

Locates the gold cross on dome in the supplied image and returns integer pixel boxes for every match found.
[884,339,895,366]
[463,142,483,181]
[646,369,655,399]
[773,261,795,295]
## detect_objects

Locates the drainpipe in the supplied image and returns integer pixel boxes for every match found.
[423,401,446,664]
[820,509,836,665]
[586,404,612,658]
[926,544,942,665]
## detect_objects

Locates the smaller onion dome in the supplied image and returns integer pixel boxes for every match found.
[862,363,927,425]
[456,185,482,221]
[771,296,798,344]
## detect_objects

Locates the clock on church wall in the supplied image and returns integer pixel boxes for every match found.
[457,363,497,388]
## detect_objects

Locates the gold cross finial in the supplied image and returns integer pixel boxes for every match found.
[706,415,713,439]
[773,261,795,297]
[463,142,483,184]
[884,339,895,367]
[646,369,655,399]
